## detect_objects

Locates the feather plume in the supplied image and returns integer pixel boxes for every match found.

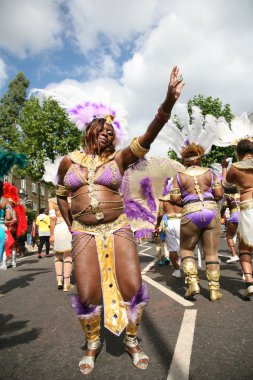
[124,199,156,224]
[43,156,64,185]
[140,177,156,212]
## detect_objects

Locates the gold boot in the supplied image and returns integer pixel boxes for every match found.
[182,261,200,297]
[57,278,63,290]
[63,276,74,292]
[206,269,222,301]
[79,310,101,375]
[124,306,149,370]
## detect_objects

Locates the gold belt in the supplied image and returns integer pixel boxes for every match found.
[240,199,253,211]
[182,201,218,217]
[71,213,129,235]
[166,213,182,219]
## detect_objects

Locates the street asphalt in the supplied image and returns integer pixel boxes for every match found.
[0,235,253,380]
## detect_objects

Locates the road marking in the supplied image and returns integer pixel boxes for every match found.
[142,275,194,307]
[141,258,157,275]
[167,309,197,380]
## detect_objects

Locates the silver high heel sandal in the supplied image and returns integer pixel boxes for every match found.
[124,334,149,370]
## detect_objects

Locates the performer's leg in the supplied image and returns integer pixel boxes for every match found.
[114,228,149,369]
[54,253,63,289]
[11,248,17,268]
[180,218,201,297]
[155,236,164,265]
[71,233,102,375]
[63,251,73,292]
[226,222,239,263]
[202,215,222,301]
[163,240,170,264]
[238,240,253,297]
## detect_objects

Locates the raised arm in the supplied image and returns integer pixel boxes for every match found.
[56,156,73,228]
[117,66,184,170]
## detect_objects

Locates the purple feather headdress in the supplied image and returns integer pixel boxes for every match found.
[68,101,127,145]
[140,177,157,212]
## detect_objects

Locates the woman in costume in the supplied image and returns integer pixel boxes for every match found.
[54,66,184,375]
[43,157,73,291]
[2,183,28,268]
[48,197,73,291]
[158,104,224,301]
[0,149,26,269]
[214,113,253,297]
[222,139,253,297]
[155,178,183,277]
[220,185,240,263]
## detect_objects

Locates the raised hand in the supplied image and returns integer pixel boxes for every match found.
[166,65,185,105]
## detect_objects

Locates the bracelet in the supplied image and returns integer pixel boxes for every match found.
[155,106,171,124]
[129,137,149,158]
[159,105,171,118]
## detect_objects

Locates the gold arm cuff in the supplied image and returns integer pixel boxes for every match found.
[129,137,149,158]
[182,201,218,216]
[170,188,181,196]
[55,185,69,197]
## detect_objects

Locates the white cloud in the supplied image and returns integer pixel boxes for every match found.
[0,0,63,58]
[26,0,253,157]
[0,58,8,88]
[67,0,159,54]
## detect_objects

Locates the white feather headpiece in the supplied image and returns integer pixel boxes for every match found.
[43,156,63,185]
[157,103,218,158]
[213,112,253,147]
[29,86,129,147]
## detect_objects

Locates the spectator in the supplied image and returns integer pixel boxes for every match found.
[36,208,50,258]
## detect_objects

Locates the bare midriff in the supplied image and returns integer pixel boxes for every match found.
[70,184,124,225]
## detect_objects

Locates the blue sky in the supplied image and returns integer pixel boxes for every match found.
[1,0,253,156]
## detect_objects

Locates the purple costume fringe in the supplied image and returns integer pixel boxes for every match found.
[124,198,156,224]
[162,177,173,196]
[71,295,102,320]
[134,228,154,238]
[124,283,150,324]
[140,177,157,212]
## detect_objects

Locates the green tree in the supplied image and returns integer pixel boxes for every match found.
[18,97,82,180]
[168,95,236,166]
[0,72,30,150]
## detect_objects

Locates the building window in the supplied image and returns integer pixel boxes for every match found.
[33,202,37,211]
[21,179,26,191]
[41,186,45,196]
[32,183,37,193]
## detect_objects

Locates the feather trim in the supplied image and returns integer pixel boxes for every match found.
[124,199,156,223]
[71,295,102,319]
[124,283,149,324]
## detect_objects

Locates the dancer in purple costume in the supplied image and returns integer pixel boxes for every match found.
[55,66,184,374]
[170,144,223,301]
[220,186,240,263]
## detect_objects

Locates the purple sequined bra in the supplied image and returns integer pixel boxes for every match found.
[64,159,122,192]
